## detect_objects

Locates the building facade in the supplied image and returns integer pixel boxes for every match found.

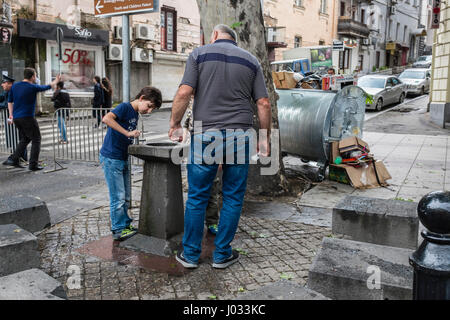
[2,0,201,113]
[263,0,338,62]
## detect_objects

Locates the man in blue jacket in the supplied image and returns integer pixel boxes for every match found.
[3,68,59,170]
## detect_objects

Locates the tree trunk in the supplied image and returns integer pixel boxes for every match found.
[195,0,289,196]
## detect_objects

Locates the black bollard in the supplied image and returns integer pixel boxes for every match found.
[409,191,450,300]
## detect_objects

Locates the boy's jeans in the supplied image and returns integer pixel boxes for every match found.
[99,154,132,233]
[57,114,67,141]
[183,130,251,264]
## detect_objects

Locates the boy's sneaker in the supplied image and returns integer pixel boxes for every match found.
[112,228,137,241]
[207,224,218,235]
[175,251,198,269]
[212,250,239,269]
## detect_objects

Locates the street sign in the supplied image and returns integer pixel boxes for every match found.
[386,42,396,51]
[94,0,157,18]
[333,40,344,51]
[431,0,441,29]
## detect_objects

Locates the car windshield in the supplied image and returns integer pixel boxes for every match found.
[399,71,426,79]
[358,77,385,89]
[417,56,431,62]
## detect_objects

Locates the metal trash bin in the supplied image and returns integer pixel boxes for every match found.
[276,86,366,180]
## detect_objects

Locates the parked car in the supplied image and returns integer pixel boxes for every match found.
[412,55,432,68]
[357,75,406,111]
[399,68,431,96]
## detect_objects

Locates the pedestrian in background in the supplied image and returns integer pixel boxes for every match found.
[51,81,71,144]
[100,86,162,242]
[101,77,113,128]
[4,68,59,171]
[169,24,271,269]
[92,76,104,128]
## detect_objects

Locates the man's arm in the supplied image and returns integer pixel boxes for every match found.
[8,102,13,121]
[169,85,194,142]
[256,97,271,157]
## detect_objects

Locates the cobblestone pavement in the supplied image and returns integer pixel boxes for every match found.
[37,202,331,300]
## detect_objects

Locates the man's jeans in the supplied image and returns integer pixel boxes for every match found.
[99,154,132,233]
[183,130,252,264]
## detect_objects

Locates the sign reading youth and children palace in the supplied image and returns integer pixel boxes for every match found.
[94,0,158,18]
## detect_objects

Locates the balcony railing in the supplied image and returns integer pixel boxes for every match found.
[337,17,370,38]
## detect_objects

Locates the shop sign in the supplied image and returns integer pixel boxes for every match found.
[431,0,441,29]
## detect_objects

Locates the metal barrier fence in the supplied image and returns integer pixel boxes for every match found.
[0,108,20,155]
[51,108,145,168]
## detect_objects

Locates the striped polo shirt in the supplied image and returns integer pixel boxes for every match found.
[180,39,268,132]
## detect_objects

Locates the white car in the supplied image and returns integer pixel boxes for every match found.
[398,68,431,96]
[413,55,432,68]
[357,75,407,111]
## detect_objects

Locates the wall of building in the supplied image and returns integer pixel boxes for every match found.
[263,0,338,61]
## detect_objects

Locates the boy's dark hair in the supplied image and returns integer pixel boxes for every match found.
[24,68,36,80]
[57,81,64,89]
[94,76,101,83]
[135,86,162,109]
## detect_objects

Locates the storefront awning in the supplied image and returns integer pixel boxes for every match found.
[18,19,109,47]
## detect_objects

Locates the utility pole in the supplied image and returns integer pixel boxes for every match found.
[385,0,392,67]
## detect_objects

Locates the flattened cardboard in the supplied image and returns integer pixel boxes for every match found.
[338,136,370,154]
[272,71,297,89]
[330,161,392,189]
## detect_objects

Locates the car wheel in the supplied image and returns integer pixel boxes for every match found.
[399,93,405,104]
[376,99,383,111]
[420,87,425,96]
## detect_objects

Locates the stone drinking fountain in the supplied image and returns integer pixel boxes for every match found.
[119,142,186,257]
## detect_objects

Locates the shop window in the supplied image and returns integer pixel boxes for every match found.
[161,6,177,52]
[48,42,101,94]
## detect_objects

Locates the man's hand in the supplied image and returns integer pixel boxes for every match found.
[127,130,141,139]
[7,115,13,125]
[168,124,183,142]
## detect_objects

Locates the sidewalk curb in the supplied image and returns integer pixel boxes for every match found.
[365,94,429,122]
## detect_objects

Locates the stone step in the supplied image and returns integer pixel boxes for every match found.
[235,280,330,300]
[0,195,51,233]
[332,196,419,249]
[307,237,414,300]
[0,224,40,277]
[0,269,67,300]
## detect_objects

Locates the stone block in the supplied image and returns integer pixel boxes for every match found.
[0,269,67,300]
[0,196,51,233]
[332,196,419,249]
[235,280,330,300]
[308,237,413,300]
[0,224,40,277]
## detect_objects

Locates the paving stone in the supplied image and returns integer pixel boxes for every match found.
[0,196,51,233]
[308,237,413,300]
[0,224,40,277]
[0,269,66,300]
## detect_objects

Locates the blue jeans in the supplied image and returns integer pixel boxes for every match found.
[57,114,67,141]
[183,130,251,264]
[99,154,132,233]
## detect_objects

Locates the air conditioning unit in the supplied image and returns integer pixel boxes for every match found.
[362,38,371,46]
[134,24,154,40]
[132,48,153,63]
[113,26,134,40]
[108,44,123,61]
[390,6,396,15]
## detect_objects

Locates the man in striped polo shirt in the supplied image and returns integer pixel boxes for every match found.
[169,24,271,269]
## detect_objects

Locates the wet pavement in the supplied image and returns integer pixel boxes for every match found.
[37,201,330,300]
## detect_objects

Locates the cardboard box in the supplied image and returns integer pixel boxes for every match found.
[329,161,392,189]
[338,136,370,154]
[272,71,298,89]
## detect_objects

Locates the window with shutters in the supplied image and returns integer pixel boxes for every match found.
[161,6,177,52]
